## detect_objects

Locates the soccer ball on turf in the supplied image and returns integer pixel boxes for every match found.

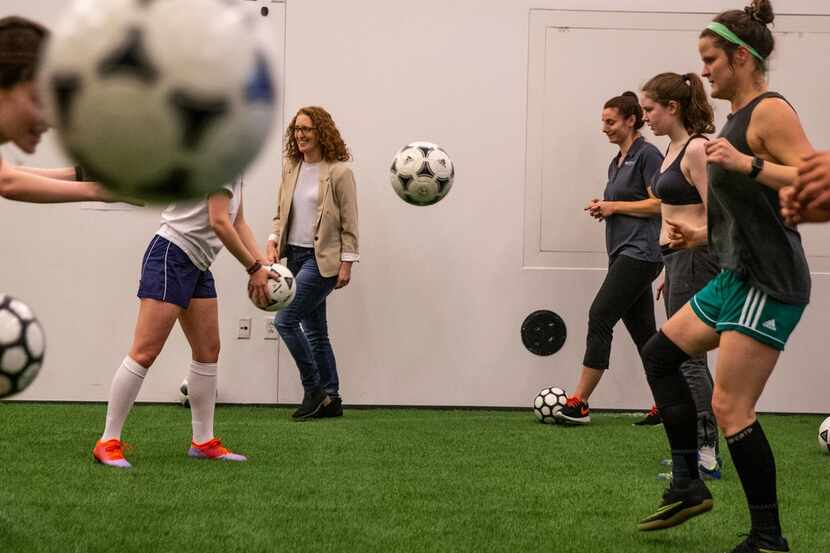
[258,263,296,312]
[819,416,830,454]
[390,141,455,206]
[0,295,45,399]
[178,379,190,407]
[533,387,567,425]
[39,0,276,202]
[178,378,217,408]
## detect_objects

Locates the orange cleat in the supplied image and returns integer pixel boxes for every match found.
[187,438,247,462]
[92,439,132,468]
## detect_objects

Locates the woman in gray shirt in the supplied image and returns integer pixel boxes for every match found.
[556,92,663,425]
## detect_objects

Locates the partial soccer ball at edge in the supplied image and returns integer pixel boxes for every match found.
[533,387,567,425]
[178,378,217,408]
[178,378,191,407]
[39,0,276,202]
[390,141,455,206]
[0,295,45,399]
[819,416,830,454]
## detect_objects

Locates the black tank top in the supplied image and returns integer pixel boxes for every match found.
[707,91,810,305]
[651,136,706,205]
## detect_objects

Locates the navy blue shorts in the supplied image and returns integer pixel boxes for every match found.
[137,236,216,309]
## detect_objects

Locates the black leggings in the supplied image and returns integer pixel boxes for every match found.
[583,254,663,370]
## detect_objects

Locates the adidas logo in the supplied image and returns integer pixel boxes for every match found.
[762,319,777,331]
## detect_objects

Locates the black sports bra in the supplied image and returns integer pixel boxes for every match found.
[651,136,706,206]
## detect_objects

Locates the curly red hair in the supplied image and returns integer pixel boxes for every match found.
[284,106,351,163]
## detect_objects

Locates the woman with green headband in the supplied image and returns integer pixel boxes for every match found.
[636,2,815,553]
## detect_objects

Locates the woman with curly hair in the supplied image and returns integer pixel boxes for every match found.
[267,106,358,420]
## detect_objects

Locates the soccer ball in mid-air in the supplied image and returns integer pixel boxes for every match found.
[0,295,45,399]
[390,141,455,206]
[39,0,276,202]
[257,264,296,312]
[533,387,567,425]
[819,416,830,454]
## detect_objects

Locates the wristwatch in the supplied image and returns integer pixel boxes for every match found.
[748,156,765,179]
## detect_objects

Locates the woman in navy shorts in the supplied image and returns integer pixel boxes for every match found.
[92,179,276,468]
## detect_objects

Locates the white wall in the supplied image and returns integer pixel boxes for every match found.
[2,0,829,413]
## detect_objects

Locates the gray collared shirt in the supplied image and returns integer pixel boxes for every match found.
[603,137,663,263]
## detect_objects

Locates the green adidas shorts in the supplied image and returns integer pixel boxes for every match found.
[690,270,806,351]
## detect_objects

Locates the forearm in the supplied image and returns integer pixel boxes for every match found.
[609,199,661,218]
[340,230,359,261]
[14,166,76,181]
[335,169,359,258]
[212,221,257,269]
[0,168,105,203]
[234,220,267,263]
[752,158,799,191]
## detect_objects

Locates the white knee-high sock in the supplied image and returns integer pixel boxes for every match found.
[101,356,148,441]
[188,360,218,444]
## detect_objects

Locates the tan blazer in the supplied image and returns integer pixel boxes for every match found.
[271,159,359,278]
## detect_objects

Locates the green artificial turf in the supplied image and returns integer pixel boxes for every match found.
[0,403,826,553]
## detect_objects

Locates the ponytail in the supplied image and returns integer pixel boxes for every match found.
[642,72,715,135]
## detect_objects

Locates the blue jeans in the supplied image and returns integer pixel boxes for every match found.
[274,246,339,397]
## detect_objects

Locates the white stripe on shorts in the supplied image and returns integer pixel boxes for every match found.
[162,241,171,302]
[738,288,756,326]
[140,235,161,281]
[751,292,768,329]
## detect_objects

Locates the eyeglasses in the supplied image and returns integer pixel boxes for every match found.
[292,126,316,135]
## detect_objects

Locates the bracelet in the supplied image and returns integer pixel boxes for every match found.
[246,261,262,275]
[74,165,86,182]
[268,233,278,243]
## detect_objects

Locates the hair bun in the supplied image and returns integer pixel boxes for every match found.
[746,0,775,25]
[621,91,638,99]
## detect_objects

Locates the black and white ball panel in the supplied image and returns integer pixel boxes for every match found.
[0,295,45,399]
[390,141,455,206]
[532,386,567,425]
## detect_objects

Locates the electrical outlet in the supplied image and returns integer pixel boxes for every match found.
[264,316,278,340]
[237,318,252,339]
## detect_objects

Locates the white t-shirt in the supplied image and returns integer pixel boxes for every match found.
[287,161,320,248]
[157,180,242,271]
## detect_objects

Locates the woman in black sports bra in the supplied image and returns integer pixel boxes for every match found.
[640,72,721,479]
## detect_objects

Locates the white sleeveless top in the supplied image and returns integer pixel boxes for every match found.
[157,180,242,271]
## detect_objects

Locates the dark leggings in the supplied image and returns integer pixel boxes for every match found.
[583,254,663,370]
[663,246,721,449]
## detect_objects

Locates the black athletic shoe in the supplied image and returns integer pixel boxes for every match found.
[638,478,713,531]
[634,405,662,426]
[292,389,331,421]
[727,535,790,553]
[317,397,343,418]
[554,396,591,425]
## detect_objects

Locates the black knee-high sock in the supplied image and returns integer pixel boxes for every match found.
[642,331,699,485]
[726,421,782,540]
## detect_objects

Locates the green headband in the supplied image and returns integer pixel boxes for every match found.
[706,22,765,62]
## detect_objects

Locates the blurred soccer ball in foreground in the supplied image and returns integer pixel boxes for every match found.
[40,0,276,201]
